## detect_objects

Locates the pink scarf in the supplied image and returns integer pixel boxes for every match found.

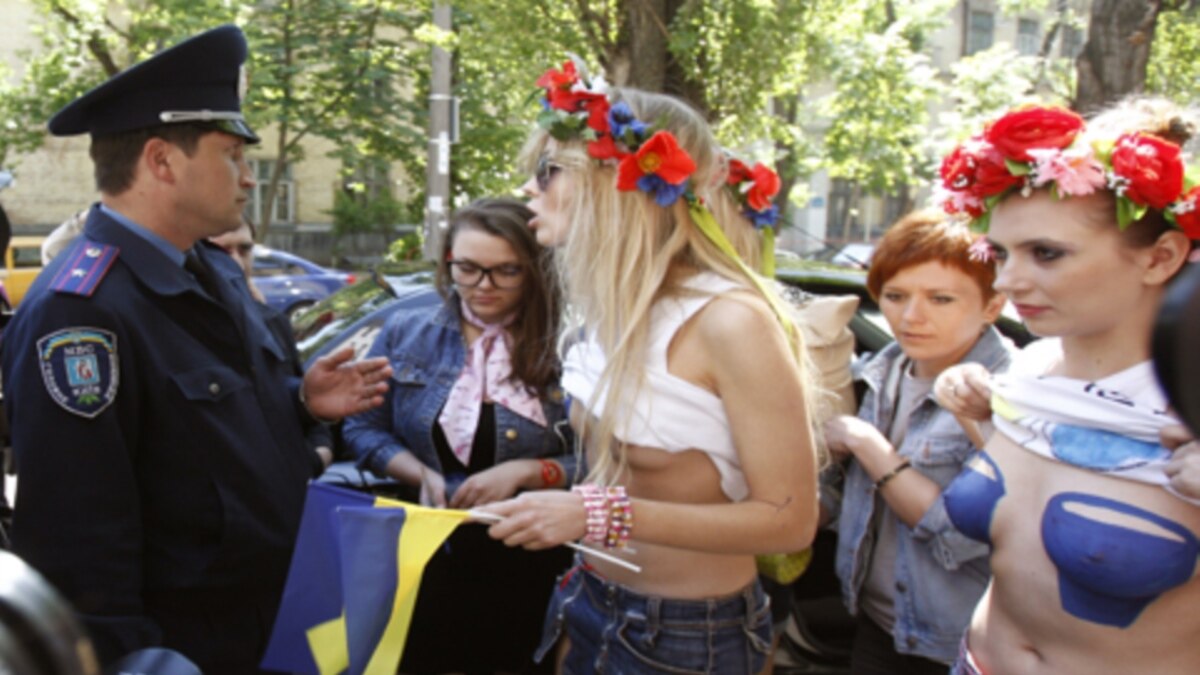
[438,300,548,466]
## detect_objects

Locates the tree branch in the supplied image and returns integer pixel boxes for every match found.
[49,0,120,76]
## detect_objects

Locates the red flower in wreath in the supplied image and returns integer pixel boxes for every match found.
[587,133,625,162]
[983,105,1085,162]
[744,163,781,212]
[727,158,753,185]
[1111,133,1185,210]
[586,96,612,134]
[728,159,781,210]
[616,131,696,206]
[940,139,1022,200]
[1174,185,1200,240]
[537,61,596,112]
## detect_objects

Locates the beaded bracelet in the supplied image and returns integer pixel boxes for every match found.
[604,486,633,549]
[572,484,609,545]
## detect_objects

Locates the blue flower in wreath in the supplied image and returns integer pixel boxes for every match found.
[745,204,779,229]
[637,174,690,207]
[608,101,648,143]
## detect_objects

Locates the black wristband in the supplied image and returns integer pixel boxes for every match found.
[874,459,911,490]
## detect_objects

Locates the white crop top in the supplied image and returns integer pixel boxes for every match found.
[562,272,748,501]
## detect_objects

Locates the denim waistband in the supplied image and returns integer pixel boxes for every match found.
[569,562,766,628]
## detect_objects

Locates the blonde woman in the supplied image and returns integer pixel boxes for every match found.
[481,63,820,674]
[933,99,1200,674]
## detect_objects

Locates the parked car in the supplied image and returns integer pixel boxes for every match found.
[290,263,1034,674]
[251,246,357,317]
[2,236,46,307]
[801,243,876,270]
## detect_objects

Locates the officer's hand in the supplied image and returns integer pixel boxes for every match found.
[301,347,392,420]
[449,460,537,510]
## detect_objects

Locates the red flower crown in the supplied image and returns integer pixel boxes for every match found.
[535,60,782,225]
[936,105,1200,239]
[536,60,694,207]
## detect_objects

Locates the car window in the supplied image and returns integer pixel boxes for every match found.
[12,246,41,268]
[252,259,287,277]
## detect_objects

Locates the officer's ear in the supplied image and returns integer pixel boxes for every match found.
[142,137,177,184]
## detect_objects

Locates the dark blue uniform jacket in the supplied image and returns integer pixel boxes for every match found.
[1,206,316,666]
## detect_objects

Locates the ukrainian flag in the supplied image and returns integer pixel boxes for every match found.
[260,483,469,674]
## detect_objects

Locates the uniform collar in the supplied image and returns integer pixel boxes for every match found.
[83,205,196,296]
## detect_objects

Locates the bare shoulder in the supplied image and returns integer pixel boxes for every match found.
[692,290,790,361]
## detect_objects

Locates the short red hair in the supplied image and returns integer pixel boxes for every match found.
[866,210,998,302]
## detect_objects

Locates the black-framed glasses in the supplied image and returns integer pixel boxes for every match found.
[448,260,525,289]
[535,156,562,192]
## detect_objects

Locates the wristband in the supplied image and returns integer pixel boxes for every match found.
[604,486,633,549]
[539,459,564,488]
[298,381,339,425]
[572,484,608,545]
[874,459,912,490]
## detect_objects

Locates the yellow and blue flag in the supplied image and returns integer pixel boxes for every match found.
[260,482,469,675]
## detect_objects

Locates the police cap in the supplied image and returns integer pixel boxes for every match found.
[48,24,259,143]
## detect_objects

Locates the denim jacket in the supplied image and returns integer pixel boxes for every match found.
[823,326,1012,663]
[342,296,579,484]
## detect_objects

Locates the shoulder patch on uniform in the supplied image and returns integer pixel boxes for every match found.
[37,328,119,419]
[50,242,120,297]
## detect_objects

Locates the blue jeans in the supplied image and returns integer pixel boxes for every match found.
[535,562,773,674]
[948,635,982,675]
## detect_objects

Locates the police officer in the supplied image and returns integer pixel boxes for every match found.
[0,25,391,673]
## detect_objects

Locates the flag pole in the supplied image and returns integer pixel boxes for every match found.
[467,510,643,573]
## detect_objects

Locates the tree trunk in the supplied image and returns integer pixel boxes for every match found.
[624,0,668,91]
[841,182,861,243]
[606,0,708,116]
[772,96,799,219]
[1072,0,1161,115]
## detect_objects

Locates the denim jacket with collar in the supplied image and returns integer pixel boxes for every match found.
[342,296,579,485]
[823,326,1012,663]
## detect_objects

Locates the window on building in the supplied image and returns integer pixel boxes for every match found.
[965,10,994,55]
[1017,19,1040,56]
[246,159,295,225]
[1061,25,1083,59]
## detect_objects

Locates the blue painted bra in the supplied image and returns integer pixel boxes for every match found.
[944,453,1200,628]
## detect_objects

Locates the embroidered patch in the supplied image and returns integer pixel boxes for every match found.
[37,328,119,418]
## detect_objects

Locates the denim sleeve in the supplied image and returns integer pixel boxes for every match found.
[549,419,584,486]
[341,319,411,478]
[911,479,990,570]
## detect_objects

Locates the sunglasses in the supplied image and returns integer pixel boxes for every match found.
[535,156,562,192]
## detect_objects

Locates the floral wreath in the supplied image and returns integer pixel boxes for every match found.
[534,57,794,325]
[535,59,781,228]
[936,105,1200,240]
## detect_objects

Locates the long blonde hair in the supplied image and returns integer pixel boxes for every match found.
[522,87,818,485]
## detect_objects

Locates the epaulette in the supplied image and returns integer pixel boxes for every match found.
[50,240,120,297]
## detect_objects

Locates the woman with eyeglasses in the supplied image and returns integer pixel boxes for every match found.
[478,63,820,674]
[343,197,575,674]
